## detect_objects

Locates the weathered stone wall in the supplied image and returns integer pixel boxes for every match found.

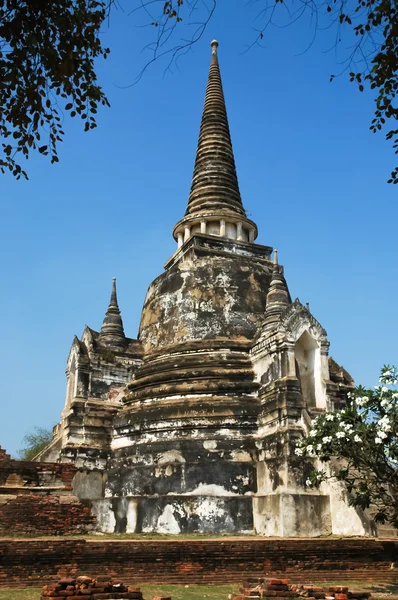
[0,539,397,588]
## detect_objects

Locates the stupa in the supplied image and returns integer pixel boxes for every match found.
[39,41,372,537]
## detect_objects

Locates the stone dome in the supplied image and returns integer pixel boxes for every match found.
[138,239,273,354]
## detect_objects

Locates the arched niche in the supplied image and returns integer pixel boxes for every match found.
[294,330,318,408]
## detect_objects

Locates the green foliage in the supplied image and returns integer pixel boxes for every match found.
[0,0,110,179]
[18,426,53,460]
[298,365,398,527]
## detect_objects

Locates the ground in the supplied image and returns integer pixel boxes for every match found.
[1,583,398,600]
[0,585,237,600]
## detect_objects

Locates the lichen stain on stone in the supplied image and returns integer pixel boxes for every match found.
[156,450,186,464]
[203,440,217,450]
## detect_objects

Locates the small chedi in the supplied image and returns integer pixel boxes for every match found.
[36,41,374,536]
[230,579,372,600]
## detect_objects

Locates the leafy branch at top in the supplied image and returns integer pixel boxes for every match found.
[0,0,110,180]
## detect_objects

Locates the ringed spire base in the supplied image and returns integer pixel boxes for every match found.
[173,40,258,249]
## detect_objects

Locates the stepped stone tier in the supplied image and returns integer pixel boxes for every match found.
[38,41,373,536]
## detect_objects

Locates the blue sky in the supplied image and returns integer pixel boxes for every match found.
[0,1,396,456]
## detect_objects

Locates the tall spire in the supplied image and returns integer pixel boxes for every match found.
[186,40,245,217]
[263,251,290,330]
[99,278,126,348]
[172,41,258,248]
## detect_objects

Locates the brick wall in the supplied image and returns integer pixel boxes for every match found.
[0,539,397,588]
[0,448,96,536]
[0,495,95,536]
[0,451,76,490]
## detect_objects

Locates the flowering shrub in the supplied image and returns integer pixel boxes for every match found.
[296,365,398,527]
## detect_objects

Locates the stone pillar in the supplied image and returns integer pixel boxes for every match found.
[237,222,243,241]
[177,233,183,248]
[220,219,226,237]
[287,349,296,378]
[249,228,255,243]
[200,220,207,234]
[184,226,191,242]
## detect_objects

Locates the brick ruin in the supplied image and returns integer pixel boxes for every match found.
[0,445,95,536]
[41,577,142,600]
[230,579,373,600]
[26,40,382,537]
[38,576,378,600]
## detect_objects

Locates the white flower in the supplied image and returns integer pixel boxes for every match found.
[342,422,353,431]
[309,430,317,437]
[378,415,391,431]
[384,370,392,377]
[356,397,368,407]
[392,393,398,399]
[381,398,391,408]
[323,436,332,443]
[317,444,322,451]
[354,435,361,442]
[336,431,345,439]
[306,444,315,456]
[378,430,388,439]
[381,386,389,393]
[295,447,303,456]
[325,414,335,421]
[375,437,383,444]
[305,479,312,486]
